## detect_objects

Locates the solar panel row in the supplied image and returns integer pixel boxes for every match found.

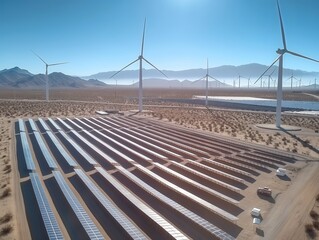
[116,165,235,240]
[38,118,51,132]
[18,119,25,132]
[48,118,62,131]
[57,118,73,131]
[20,131,36,171]
[134,164,239,222]
[29,172,64,240]
[57,130,97,165]
[172,161,240,192]
[28,119,38,132]
[70,130,118,166]
[33,131,58,169]
[52,171,104,240]
[74,169,147,240]
[46,131,77,167]
[154,162,239,204]
[95,167,189,240]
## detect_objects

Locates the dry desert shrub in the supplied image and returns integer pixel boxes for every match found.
[316,194,319,202]
[305,224,316,238]
[0,213,12,224]
[310,210,319,220]
[0,224,13,236]
[314,221,319,230]
[0,187,11,199]
[3,165,11,173]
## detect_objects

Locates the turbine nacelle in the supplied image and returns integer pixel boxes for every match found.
[276,48,285,55]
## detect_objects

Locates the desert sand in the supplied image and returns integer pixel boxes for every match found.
[0,87,318,239]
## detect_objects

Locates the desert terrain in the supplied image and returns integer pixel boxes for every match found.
[0,87,319,239]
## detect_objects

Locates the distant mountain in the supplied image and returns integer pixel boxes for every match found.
[0,67,33,86]
[0,67,106,88]
[83,63,319,81]
[136,78,230,88]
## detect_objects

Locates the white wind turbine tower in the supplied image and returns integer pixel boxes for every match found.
[33,51,68,102]
[110,19,167,112]
[255,0,319,127]
[196,59,222,106]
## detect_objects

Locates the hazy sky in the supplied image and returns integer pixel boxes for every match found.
[1,0,319,76]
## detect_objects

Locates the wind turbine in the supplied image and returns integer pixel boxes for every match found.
[265,68,276,89]
[110,19,167,112]
[254,0,319,127]
[196,59,222,106]
[286,71,298,89]
[33,51,68,102]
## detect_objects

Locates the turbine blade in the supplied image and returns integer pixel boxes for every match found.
[141,18,146,56]
[277,0,287,50]
[269,68,276,76]
[192,76,205,83]
[109,58,139,78]
[208,75,223,84]
[286,50,319,63]
[32,50,48,65]
[143,57,168,78]
[254,54,282,84]
[48,62,68,66]
[206,58,209,75]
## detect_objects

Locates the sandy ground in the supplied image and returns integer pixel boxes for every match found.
[0,87,318,239]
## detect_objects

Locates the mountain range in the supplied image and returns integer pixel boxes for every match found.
[0,67,106,88]
[1,63,318,89]
[83,63,319,81]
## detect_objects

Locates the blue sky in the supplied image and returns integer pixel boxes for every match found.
[1,0,319,77]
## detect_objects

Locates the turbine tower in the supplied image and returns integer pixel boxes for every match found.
[196,59,222,106]
[33,52,67,102]
[110,19,167,112]
[255,0,319,127]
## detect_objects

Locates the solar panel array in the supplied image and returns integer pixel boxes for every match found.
[52,171,104,240]
[15,116,298,239]
[96,167,189,240]
[74,168,147,240]
[29,172,64,240]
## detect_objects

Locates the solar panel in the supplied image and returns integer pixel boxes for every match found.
[95,167,188,240]
[74,169,147,240]
[188,160,244,183]
[46,131,77,167]
[56,118,73,131]
[82,129,135,164]
[58,131,97,165]
[73,118,93,130]
[124,127,197,157]
[116,165,235,240]
[33,131,58,169]
[135,164,238,222]
[52,171,104,240]
[47,118,62,131]
[91,123,167,159]
[153,162,239,204]
[203,157,252,177]
[18,119,25,132]
[172,161,240,192]
[38,118,51,132]
[70,130,118,166]
[91,129,152,162]
[29,172,64,240]
[28,118,38,132]
[65,118,83,130]
[20,132,36,171]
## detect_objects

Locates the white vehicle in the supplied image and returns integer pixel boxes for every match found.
[276,168,286,176]
[251,208,261,217]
